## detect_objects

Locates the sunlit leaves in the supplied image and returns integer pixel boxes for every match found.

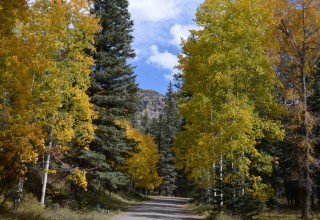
[117,120,162,190]
[0,124,44,180]
[0,0,99,192]
[24,0,98,149]
[174,0,284,201]
[247,176,274,202]
[0,0,44,184]
[66,167,88,191]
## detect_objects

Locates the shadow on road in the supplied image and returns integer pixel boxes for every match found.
[112,196,204,220]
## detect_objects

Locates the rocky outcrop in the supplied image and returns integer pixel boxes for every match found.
[138,89,164,119]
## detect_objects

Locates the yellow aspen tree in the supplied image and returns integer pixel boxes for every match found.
[0,0,98,208]
[18,0,98,205]
[174,0,284,209]
[0,1,49,210]
[117,120,162,190]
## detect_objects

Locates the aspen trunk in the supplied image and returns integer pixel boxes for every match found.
[13,179,24,212]
[241,151,245,196]
[220,154,223,207]
[211,162,217,208]
[40,128,53,206]
[231,162,236,200]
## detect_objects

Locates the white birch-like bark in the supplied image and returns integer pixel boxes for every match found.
[13,179,24,212]
[40,128,53,206]
[220,154,223,207]
[241,151,245,196]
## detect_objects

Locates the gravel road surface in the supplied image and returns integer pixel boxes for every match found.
[111,196,204,220]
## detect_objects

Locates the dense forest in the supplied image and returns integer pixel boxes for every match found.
[1,0,320,220]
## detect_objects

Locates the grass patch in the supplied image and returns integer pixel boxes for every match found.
[185,203,317,220]
[259,212,299,220]
[0,191,146,220]
[185,203,212,218]
[212,213,240,220]
[185,203,239,220]
[259,210,320,220]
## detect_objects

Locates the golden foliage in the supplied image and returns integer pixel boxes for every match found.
[174,0,285,200]
[0,0,99,185]
[116,120,163,190]
[275,0,320,152]
[0,124,44,180]
[67,167,88,191]
[247,176,274,202]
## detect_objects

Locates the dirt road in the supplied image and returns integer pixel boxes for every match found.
[111,196,204,220]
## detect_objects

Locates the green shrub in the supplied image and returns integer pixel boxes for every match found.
[229,193,265,219]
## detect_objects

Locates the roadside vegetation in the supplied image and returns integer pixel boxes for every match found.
[187,202,320,220]
[0,191,145,220]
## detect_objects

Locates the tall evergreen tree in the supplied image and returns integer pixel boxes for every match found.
[157,82,181,196]
[84,0,138,192]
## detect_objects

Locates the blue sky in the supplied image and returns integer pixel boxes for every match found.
[128,0,202,94]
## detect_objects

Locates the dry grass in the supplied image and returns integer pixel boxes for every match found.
[0,191,145,220]
[186,202,320,220]
[185,203,240,220]
[259,210,320,220]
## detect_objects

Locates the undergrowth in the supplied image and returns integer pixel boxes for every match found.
[0,191,145,220]
[186,202,320,220]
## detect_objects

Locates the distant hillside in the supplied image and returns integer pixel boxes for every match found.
[138,89,165,119]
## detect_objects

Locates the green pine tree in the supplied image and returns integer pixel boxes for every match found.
[84,0,138,192]
[158,82,181,196]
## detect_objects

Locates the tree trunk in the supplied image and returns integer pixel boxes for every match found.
[40,128,53,206]
[301,65,311,220]
[301,5,311,216]
[220,154,223,208]
[13,179,24,212]
[213,163,217,208]
[241,151,245,196]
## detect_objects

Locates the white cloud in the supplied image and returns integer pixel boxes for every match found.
[128,0,202,86]
[164,73,175,81]
[148,45,178,70]
[128,0,202,63]
[129,0,182,23]
[170,24,199,47]
[147,45,179,81]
